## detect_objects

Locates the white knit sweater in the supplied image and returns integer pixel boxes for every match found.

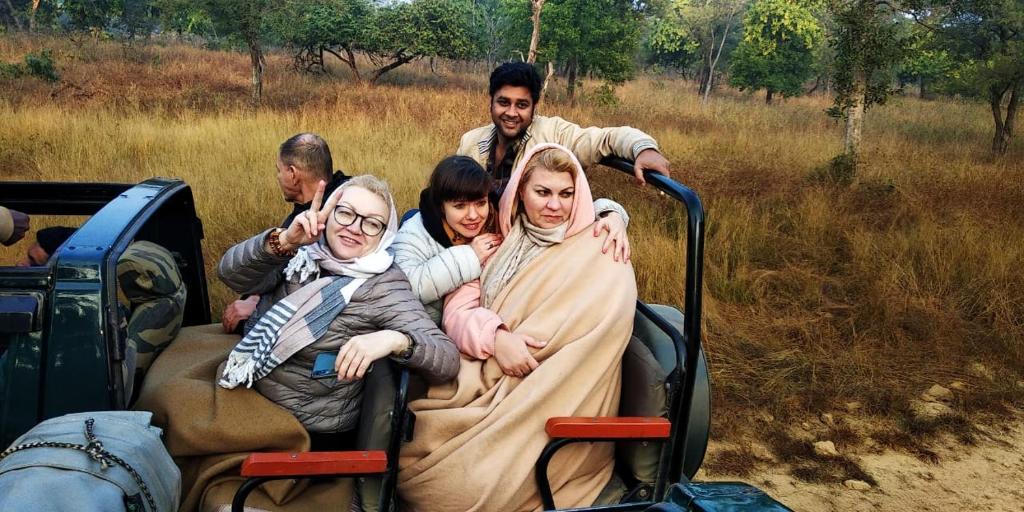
[393,213,482,324]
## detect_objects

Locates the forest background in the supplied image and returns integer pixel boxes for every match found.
[1,0,1022,500]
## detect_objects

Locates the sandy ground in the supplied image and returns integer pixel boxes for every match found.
[697,415,1024,511]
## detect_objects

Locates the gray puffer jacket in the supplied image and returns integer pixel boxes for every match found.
[218,230,460,433]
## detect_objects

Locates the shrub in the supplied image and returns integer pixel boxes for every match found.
[0,50,60,83]
[587,82,620,106]
[810,152,857,186]
[24,50,60,82]
[0,62,23,79]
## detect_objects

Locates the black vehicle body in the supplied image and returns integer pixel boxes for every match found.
[0,179,210,447]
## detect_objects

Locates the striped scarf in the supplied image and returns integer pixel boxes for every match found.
[218,274,366,389]
[219,179,400,389]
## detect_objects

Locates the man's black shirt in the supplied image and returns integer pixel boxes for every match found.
[281,170,350,228]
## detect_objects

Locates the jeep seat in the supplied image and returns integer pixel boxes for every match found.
[619,303,710,484]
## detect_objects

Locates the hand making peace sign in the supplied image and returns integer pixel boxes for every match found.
[277,180,341,253]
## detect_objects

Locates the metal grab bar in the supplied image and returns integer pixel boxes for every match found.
[597,157,706,499]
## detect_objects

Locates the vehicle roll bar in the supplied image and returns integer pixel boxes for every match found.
[598,157,706,497]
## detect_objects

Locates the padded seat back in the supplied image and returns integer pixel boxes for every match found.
[116,240,187,404]
[354,361,398,512]
[617,304,683,483]
[618,303,710,483]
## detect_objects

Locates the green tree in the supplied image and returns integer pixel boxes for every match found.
[650,0,749,103]
[269,0,372,78]
[499,0,646,102]
[361,0,480,84]
[63,0,118,33]
[116,0,159,38]
[153,0,272,103]
[826,0,904,167]
[910,0,1023,154]
[1,0,26,31]
[202,0,273,105]
[729,0,824,103]
[472,0,516,64]
[152,0,213,37]
[547,0,645,100]
[898,16,954,99]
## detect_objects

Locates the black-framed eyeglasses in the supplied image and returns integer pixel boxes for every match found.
[333,206,386,237]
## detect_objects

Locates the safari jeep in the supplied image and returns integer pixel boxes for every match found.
[0,165,791,511]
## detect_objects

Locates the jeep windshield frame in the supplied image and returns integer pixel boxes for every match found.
[0,179,209,446]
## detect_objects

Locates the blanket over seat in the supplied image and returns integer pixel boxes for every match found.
[397,229,637,511]
[133,324,353,512]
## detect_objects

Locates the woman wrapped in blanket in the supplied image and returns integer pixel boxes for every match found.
[217,174,460,444]
[394,155,632,325]
[398,144,638,511]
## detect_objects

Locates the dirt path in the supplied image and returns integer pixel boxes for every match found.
[698,417,1024,511]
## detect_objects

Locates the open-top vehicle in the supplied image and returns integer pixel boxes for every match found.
[0,162,791,511]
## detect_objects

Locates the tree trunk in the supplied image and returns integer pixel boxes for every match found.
[370,53,416,85]
[700,33,716,103]
[540,60,554,101]
[806,75,821,95]
[990,80,1021,155]
[566,57,578,105]
[697,61,710,97]
[527,0,544,64]
[336,46,361,82]
[29,0,40,32]
[344,46,360,81]
[766,89,774,105]
[4,0,23,31]
[919,76,927,100]
[700,8,738,104]
[248,39,264,107]
[844,73,866,158]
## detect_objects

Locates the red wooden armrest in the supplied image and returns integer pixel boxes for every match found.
[241,450,388,477]
[545,417,671,439]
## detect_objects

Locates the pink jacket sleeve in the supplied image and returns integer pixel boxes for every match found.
[442,279,504,359]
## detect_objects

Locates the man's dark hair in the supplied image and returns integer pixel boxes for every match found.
[37,226,77,256]
[279,133,333,181]
[489,62,543,104]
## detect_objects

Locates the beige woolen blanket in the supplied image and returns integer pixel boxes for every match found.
[397,229,637,511]
[134,324,353,512]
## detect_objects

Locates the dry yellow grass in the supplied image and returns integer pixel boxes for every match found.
[1,36,1021,445]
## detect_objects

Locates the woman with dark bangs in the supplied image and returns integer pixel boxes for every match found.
[394,156,503,324]
[395,156,633,326]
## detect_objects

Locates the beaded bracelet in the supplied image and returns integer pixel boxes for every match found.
[267,228,296,257]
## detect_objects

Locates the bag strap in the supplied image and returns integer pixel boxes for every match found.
[0,418,159,512]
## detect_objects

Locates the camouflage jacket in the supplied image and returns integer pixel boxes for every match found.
[116,241,187,402]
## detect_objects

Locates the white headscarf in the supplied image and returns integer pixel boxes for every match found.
[284,178,400,284]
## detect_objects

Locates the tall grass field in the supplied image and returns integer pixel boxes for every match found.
[1,37,1021,474]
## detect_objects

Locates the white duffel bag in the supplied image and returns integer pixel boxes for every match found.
[0,411,180,512]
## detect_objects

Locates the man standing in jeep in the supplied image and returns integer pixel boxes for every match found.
[456,62,672,191]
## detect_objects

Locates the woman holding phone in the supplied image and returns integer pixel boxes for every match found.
[217,174,459,443]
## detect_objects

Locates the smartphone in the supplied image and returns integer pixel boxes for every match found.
[311,352,338,379]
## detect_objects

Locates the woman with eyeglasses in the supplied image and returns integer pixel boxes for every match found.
[216,174,460,444]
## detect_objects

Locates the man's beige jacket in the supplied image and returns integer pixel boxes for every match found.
[456,115,659,171]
